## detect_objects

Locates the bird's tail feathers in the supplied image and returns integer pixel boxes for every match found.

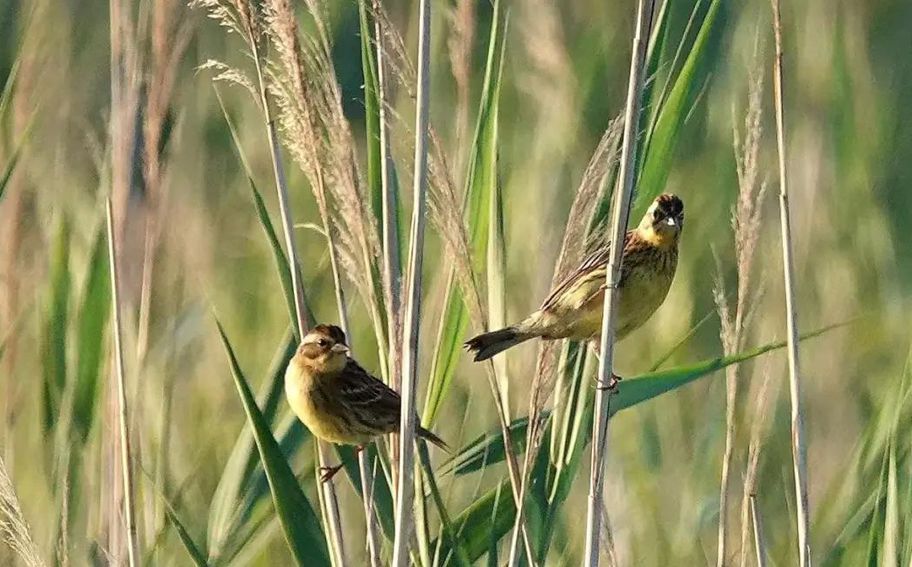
[464,325,532,361]
[417,425,449,452]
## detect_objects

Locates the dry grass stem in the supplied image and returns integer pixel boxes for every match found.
[105,198,140,567]
[508,117,623,567]
[770,1,811,563]
[392,0,431,564]
[584,0,654,564]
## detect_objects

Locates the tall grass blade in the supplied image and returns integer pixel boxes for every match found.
[435,480,515,564]
[423,0,506,427]
[439,322,844,475]
[72,226,111,442]
[215,91,303,334]
[634,0,725,217]
[215,320,330,567]
[41,217,71,434]
[392,0,432,563]
[207,333,296,561]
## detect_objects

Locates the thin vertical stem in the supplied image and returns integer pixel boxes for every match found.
[583,0,654,564]
[248,27,347,567]
[105,198,139,567]
[392,0,431,564]
[769,2,811,565]
[749,495,768,567]
[374,0,403,490]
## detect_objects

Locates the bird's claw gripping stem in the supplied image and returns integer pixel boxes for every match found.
[596,373,623,393]
[319,463,344,483]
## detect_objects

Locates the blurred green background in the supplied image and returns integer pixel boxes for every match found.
[1,0,911,565]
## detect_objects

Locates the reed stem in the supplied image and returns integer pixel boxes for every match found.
[769,2,811,564]
[583,0,654,564]
[392,0,431,563]
[105,198,140,567]
[247,24,347,567]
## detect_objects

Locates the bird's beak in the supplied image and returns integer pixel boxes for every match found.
[331,343,350,355]
[665,216,677,227]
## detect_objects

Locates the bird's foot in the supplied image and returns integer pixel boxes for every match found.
[596,373,623,393]
[319,463,344,483]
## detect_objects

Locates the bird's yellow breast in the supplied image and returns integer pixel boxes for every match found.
[285,363,373,445]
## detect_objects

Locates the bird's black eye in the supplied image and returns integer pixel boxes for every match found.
[318,339,328,347]
[653,208,664,220]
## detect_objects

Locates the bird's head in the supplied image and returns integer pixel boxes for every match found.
[295,324,350,375]
[635,193,684,248]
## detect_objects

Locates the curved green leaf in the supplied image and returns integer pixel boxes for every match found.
[215,320,330,567]
[72,226,111,442]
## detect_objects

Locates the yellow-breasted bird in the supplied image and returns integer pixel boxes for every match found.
[285,324,448,482]
[465,193,684,362]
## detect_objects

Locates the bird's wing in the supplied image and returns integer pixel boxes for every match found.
[540,231,634,312]
[339,360,400,428]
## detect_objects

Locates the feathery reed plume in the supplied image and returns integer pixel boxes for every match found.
[192,1,348,562]
[0,455,45,567]
[714,55,768,567]
[370,0,403,392]
[263,0,389,382]
[392,0,431,564]
[770,1,811,564]
[508,118,622,567]
[105,198,139,567]
[585,1,655,564]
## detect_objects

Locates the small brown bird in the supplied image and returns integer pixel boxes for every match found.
[285,324,447,482]
[466,193,684,362]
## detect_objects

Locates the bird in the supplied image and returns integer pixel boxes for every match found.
[285,323,448,482]
[465,193,684,368]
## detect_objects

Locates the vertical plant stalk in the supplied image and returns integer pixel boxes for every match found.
[392,0,430,564]
[770,2,811,565]
[583,0,654,564]
[106,198,140,567]
[373,2,403,489]
[245,20,347,567]
[315,167,382,567]
[749,495,768,567]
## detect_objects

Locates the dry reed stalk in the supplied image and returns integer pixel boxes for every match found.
[739,363,774,567]
[749,495,768,567]
[368,1,536,556]
[584,1,655,564]
[392,0,431,564]
[0,455,45,567]
[136,0,192,366]
[769,1,811,564]
[211,1,348,562]
[372,0,403,488]
[507,119,622,567]
[105,198,140,567]
[715,57,768,567]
